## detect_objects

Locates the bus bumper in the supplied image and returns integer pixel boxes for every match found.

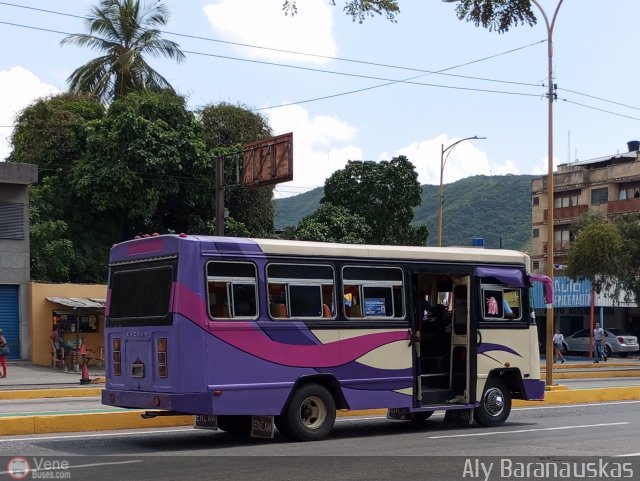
[102,389,214,414]
[522,379,545,400]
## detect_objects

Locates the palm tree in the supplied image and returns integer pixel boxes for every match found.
[61,0,185,102]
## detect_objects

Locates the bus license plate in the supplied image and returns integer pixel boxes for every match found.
[251,415,275,439]
[194,415,218,430]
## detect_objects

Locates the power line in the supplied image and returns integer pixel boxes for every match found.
[558,87,640,113]
[0,19,543,100]
[560,98,640,122]
[1,8,639,122]
[0,1,542,88]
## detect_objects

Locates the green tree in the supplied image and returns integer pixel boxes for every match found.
[612,214,640,303]
[322,155,428,245]
[8,94,106,282]
[283,0,400,22]
[284,1,536,30]
[72,90,213,239]
[283,203,372,243]
[566,215,623,294]
[8,93,105,172]
[199,102,275,237]
[61,0,185,102]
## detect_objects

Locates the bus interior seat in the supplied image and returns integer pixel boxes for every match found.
[345,304,362,318]
[211,304,230,318]
[322,304,331,318]
[270,303,287,318]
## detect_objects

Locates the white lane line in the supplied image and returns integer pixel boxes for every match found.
[427,422,629,439]
[616,453,640,457]
[514,399,640,411]
[0,427,196,443]
[0,460,143,475]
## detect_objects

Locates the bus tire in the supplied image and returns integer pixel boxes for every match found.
[217,415,252,437]
[277,384,336,441]
[412,411,434,422]
[474,378,511,427]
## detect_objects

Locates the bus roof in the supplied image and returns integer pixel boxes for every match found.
[111,235,530,270]
[192,236,530,268]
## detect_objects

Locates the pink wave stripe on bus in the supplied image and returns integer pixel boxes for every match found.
[213,328,410,368]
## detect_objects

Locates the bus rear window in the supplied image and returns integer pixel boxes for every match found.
[109,263,174,326]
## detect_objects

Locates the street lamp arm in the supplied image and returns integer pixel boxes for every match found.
[438,135,486,248]
[442,135,486,170]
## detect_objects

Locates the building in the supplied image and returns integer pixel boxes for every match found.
[531,141,640,339]
[0,162,38,360]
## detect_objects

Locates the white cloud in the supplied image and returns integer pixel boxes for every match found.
[531,156,560,176]
[391,134,497,186]
[203,0,337,64]
[0,66,58,161]
[266,104,361,197]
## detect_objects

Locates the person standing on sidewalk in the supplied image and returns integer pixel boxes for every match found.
[593,322,606,363]
[0,328,8,378]
[553,328,565,364]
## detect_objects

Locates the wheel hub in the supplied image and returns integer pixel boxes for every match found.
[299,395,327,430]
[484,387,505,417]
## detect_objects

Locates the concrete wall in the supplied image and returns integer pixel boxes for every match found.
[0,162,38,360]
[30,282,107,366]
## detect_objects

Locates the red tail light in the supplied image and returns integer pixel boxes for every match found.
[618,337,626,344]
[158,337,168,378]
[112,337,122,376]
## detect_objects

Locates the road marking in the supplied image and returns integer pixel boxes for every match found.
[0,427,197,443]
[616,453,640,457]
[427,422,629,439]
[514,399,640,411]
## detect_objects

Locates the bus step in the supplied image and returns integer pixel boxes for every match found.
[420,373,450,389]
[421,388,454,405]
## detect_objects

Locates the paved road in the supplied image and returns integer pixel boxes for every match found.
[1,400,640,481]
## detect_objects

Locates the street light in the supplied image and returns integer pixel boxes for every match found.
[438,136,486,247]
[529,0,564,387]
[442,0,564,386]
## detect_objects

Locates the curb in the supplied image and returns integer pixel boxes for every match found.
[0,387,102,401]
[2,386,640,436]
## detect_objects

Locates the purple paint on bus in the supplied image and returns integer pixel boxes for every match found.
[477,342,521,357]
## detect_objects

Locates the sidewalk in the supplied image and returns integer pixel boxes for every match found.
[0,361,105,392]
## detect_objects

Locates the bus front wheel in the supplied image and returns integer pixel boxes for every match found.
[473,378,511,427]
[277,384,336,441]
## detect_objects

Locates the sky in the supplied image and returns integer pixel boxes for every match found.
[2,1,640,199]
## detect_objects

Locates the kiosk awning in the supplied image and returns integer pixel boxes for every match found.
[46,297,106,309]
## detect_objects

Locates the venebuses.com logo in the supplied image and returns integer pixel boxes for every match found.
[7,457,30,480]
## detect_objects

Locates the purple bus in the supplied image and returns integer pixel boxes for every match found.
[102,234,552,441]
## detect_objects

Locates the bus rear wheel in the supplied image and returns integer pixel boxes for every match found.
[473,378,511,427]
[217,415,252,437]
[277,384,336,441]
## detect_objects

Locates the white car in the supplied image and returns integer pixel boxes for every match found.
[563,328,639,358]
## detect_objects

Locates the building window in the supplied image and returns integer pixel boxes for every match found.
[554,193,579,208]
[0,202,24,240]
[532,229,540,238]
[532,196,540,206]
[591,187,608,205]
[619,183,640,200]
[532,260,540,269]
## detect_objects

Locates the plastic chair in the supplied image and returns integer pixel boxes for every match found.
[50,339,65,369]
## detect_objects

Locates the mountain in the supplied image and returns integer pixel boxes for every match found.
[274,174,535,251]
